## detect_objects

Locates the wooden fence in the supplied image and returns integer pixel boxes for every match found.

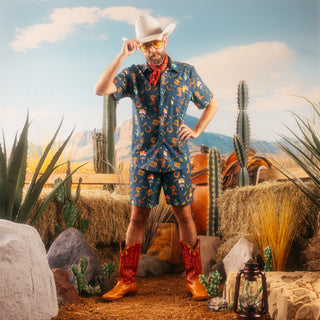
[24,167,309,187]
[25,172,129,187]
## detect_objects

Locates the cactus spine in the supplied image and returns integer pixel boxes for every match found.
[208,147,222,236]
[234,80,250,187]
[93,95,116,173]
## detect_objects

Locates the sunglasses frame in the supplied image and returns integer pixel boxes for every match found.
[140,39,164,52]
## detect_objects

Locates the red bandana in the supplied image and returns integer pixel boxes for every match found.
[148,55,168,86]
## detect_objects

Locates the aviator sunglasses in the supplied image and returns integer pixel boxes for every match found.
[140,39,163,52]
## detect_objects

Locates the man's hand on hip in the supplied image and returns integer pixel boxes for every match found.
[179,123,199,141]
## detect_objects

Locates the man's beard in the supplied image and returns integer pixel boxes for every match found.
[148,52,166,66]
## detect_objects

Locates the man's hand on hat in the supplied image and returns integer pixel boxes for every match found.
[178,123,199,141]
[121,38,141,57]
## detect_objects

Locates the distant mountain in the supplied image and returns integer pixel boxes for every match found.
[29,114,279,161]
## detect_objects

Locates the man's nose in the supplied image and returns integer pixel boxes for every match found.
[149,45,156,52]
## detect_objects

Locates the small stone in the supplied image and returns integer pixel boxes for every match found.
[207,297,228,311]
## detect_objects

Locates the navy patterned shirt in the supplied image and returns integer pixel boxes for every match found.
[112,56,213,172]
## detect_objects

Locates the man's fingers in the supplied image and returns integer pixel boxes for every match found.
[179,125,193,141]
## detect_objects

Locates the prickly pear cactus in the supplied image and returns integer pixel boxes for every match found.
[71,257,88,295]
[53,162,89,235]
[199,271,221,298]
[208,147,222,236]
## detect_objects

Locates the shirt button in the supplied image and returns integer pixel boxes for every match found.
[160,131,165,136]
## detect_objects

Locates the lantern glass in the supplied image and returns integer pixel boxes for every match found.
[233,259,268,318]
[239,277,263,312]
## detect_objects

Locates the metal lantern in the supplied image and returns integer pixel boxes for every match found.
[233,259,268,319]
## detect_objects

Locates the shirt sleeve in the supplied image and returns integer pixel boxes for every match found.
[111,68,132,101]
[189,66,214,109]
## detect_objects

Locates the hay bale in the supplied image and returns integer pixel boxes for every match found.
[217,181,319,261]
[34,189,131,248]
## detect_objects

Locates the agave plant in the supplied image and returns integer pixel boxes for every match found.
[276,97,320,208]
[0,114,84,225]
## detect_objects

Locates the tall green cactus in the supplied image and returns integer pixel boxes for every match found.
[93,95,116,173]
[208,147,222,236]
[234,80,250,187]
[233,134,250,186]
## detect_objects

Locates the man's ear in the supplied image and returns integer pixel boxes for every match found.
[163,37,167,46]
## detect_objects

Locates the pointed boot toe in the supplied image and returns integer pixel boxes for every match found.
[102,279,137,301]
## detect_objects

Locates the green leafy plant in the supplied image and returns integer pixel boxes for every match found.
[208,147,222,236]
[0,115,82,225]
[276,97,320,209]
[54,160,89,235]
[199,271,221,298]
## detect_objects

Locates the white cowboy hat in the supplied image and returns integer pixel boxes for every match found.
[135,14,176,43]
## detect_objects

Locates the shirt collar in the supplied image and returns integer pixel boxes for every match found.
[141,56,179,74]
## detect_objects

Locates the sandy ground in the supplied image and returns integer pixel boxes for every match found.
[52,273,271,320]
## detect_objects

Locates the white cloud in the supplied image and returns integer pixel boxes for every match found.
[9,6,175,52]
[100,7,151,25]
[186,41,310,111]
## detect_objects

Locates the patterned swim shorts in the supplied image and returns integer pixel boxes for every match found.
[129,166,193,208]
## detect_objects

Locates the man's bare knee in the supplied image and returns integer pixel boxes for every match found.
[130,206,150,228]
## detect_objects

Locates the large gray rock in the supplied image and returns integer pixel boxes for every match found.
[47,228,111,292]
[0,219,58,320]
[223,238,257,277]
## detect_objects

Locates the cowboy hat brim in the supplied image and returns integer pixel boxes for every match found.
[137,23,176,43]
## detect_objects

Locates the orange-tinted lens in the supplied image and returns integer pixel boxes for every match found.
[140,40,163,51]
[152,40,163,48]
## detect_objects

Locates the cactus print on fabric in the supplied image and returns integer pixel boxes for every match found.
[129,165,193,208]
[112,56,213,172]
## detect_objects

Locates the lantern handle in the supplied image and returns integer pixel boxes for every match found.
[233,269,245,313]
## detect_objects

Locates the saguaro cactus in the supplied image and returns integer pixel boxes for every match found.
[208,147,222,236]
[93,95,116,173]
[233,80,250,186]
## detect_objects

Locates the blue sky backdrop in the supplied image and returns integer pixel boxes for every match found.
[0,0,319,147]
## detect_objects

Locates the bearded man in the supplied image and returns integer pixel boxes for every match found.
[95,14,218,301]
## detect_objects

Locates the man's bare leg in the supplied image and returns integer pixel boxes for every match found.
[126,205,151,244]
[173,204,209,300]
[172,204,197,247]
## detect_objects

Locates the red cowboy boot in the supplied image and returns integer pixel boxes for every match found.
[180,240,210,300]
[102,242,142,301]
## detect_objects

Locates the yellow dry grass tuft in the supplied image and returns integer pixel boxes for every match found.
[248,192,305,271]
